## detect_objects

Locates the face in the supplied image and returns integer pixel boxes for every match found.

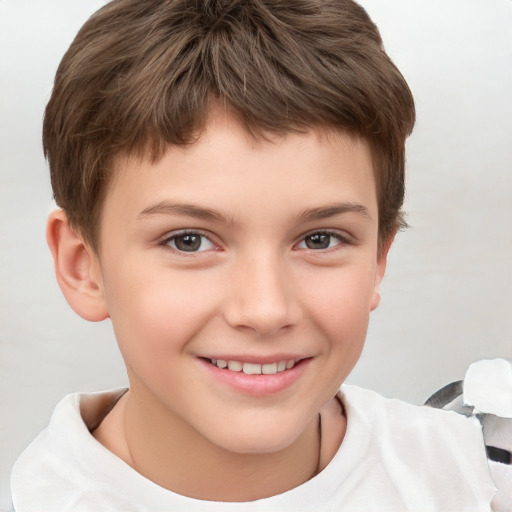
[92,114,387,454]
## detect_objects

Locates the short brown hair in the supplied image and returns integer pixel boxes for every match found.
[43,0,415,251]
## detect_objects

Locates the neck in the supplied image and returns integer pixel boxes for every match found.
[120,387,321,502]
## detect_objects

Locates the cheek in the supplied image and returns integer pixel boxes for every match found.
[300,266,376,344]
[104,268,219,362]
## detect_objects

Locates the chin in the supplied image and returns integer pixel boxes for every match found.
[205,414,312,456]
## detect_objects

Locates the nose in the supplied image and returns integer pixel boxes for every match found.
[223,251,302,337]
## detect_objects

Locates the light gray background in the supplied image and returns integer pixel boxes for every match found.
[1,0,511,509]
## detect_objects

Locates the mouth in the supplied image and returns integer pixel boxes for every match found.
[199,356,311,396]
[206,358,299,375]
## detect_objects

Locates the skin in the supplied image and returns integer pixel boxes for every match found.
[48,111,391,501]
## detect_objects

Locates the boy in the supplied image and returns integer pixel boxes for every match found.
[11,0,495,510]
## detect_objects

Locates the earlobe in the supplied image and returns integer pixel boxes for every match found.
[46,209,109,322]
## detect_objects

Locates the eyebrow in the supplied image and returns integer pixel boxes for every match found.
[297,202,371,222]
[138,202,229,223]
[138,201,370,224]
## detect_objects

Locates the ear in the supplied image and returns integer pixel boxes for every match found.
[370,232,396,311]
[46,209,109,322]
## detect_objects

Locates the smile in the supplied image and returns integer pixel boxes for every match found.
[201,356,311,396]
[208,358,297,375]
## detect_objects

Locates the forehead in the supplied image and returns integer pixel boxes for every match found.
[104,115,377,231]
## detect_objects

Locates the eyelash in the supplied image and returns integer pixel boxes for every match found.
[158,229,351,255]
[159,230,217,255]
[295,230,352,252]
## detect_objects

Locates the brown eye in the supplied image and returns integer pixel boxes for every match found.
[174,234,201,251]
[304,233,336,250]
[166,232,215,252]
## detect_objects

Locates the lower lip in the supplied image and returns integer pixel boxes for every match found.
[198,358,311,396]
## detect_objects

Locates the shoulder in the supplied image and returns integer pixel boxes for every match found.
[335,384,496,509]
[11,389,128,512]
[341,383,475,425]
[340,383,487,454]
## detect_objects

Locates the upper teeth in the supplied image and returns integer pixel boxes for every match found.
[210,359,296,375]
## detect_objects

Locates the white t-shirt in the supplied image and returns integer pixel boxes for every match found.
[11,385,495,511]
